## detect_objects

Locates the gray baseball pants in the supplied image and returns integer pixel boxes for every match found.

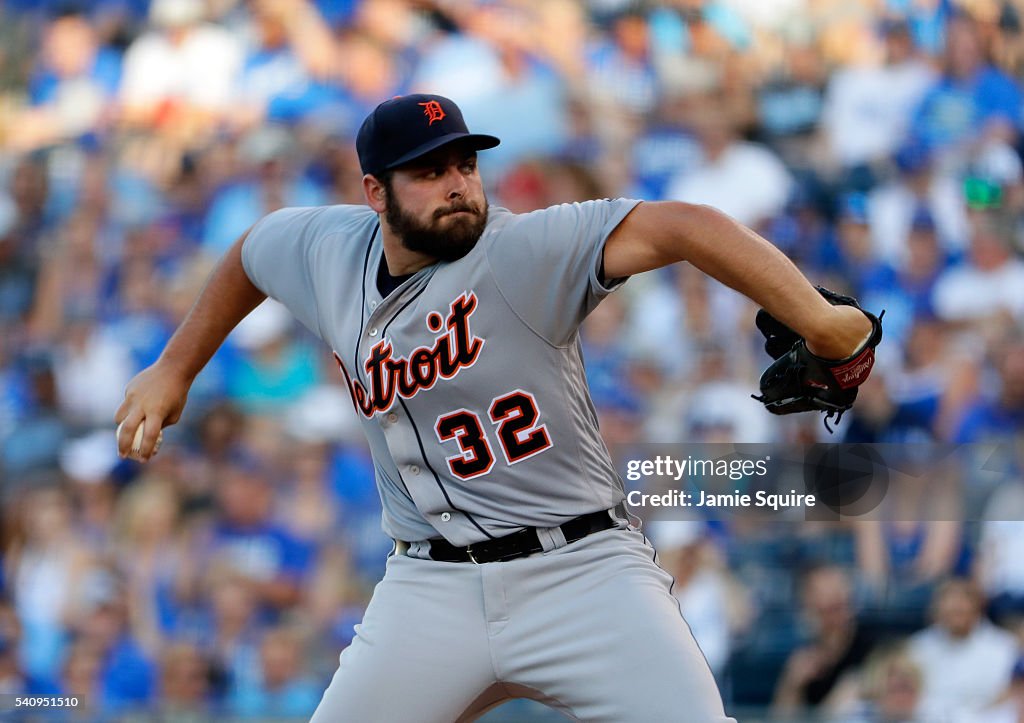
[310,525,736,722]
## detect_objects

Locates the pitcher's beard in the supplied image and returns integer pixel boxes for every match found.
[385,189,488,262]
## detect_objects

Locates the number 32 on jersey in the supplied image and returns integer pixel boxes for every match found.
[434,389,552,480]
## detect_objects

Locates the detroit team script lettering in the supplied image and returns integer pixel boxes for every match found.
[336,292,485,417]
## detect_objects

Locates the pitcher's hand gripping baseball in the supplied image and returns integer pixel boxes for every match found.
[115,362,191,461]
[752,286,883,430]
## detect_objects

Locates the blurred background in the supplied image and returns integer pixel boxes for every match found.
[1,0,1024,720]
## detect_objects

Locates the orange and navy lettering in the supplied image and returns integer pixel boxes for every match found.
[338,292,484,417]
[418,100,446,125]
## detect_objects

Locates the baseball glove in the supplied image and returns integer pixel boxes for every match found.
[752,287,883,432]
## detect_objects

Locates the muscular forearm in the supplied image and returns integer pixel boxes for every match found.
[673,205,871,357]
[160,233,267,381]
[606,202,872,358]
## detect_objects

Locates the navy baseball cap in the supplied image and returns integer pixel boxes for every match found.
[356,94,500,176]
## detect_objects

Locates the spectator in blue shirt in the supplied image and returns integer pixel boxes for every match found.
[201,125,325,256]
[68,578,157,714]
[226,624,321,719]
[237,0,348,127]
[859,209,953,347]
[911,14,1022,158]
[954,337,1024,443]
[200,458,317,617]
[12,9,122,149]
[30,10,121,104]
[1,351,67,476]
[156,642,214,718]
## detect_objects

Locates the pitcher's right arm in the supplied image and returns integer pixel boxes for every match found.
[115,229,266,460]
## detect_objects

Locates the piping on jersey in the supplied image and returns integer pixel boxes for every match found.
[346,291,485,417]
[330,289,496,540]
[350,224,378,382]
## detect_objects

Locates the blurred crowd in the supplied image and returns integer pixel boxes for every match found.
[1,0,1024,719]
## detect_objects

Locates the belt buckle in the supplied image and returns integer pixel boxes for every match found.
[465,545,481,564]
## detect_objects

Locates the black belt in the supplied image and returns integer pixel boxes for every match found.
[421,503,626,564]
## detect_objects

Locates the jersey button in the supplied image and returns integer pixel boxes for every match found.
[369,327,378,337]
[409,465,420,476]
[387,412,398,423]
[440,512,452,522]
[370,300,378,309]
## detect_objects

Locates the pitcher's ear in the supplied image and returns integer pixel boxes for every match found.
[363,174,388,213]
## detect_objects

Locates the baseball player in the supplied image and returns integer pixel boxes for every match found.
[116,94,879,721]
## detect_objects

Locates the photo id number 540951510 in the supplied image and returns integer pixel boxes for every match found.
[5,696,80,710]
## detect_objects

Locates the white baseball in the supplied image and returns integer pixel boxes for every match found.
[117,421,163,460]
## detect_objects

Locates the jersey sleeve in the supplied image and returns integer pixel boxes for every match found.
[241,206,325,338]
[485,198,642,346]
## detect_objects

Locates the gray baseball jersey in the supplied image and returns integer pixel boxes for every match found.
[243,199,736,723]
[241,199,639,547]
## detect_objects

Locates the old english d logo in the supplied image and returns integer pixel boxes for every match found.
[419,100,446,125]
